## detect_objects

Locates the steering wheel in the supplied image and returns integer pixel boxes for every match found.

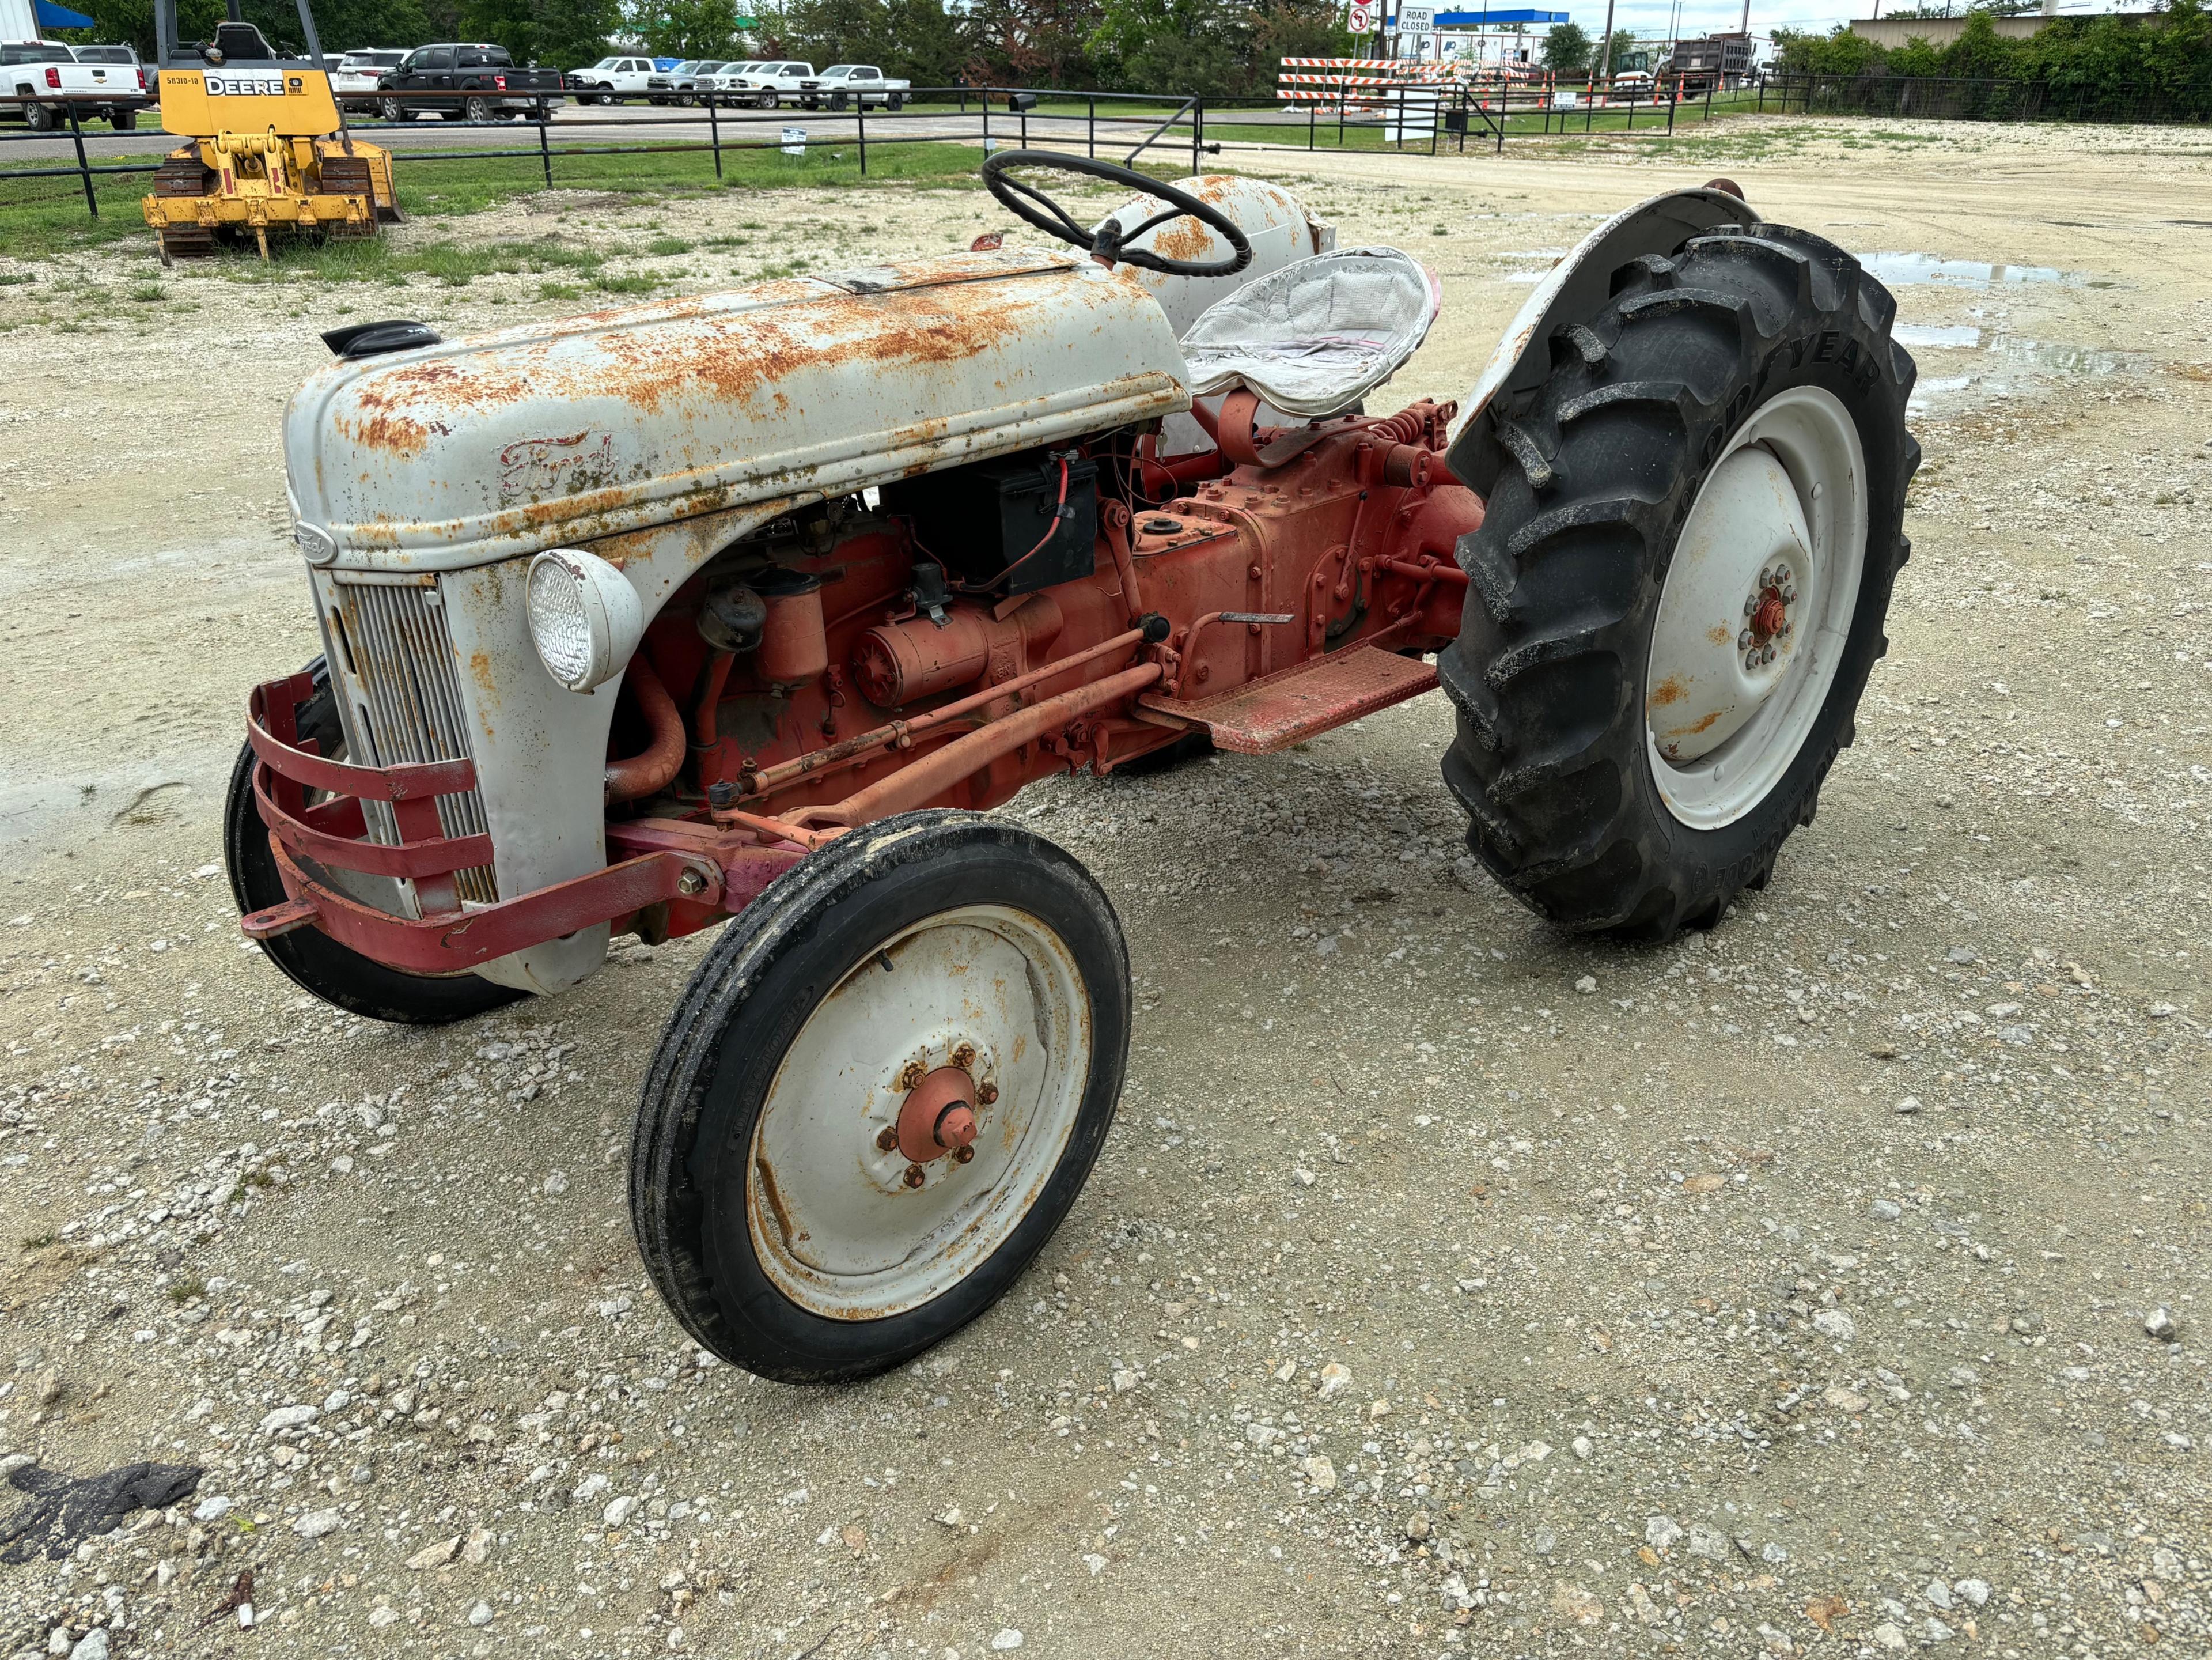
[980,150,1252,279]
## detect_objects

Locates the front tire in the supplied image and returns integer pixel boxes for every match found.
[631,811,1130,1383]
[1438,221,1919,937]
[223,659,524,1025]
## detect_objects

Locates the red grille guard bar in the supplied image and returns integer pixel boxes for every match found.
[239,673,801,975]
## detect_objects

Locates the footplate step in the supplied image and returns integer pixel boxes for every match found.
[1137,645,1438,755]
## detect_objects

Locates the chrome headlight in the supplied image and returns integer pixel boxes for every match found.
[525,548,642,693]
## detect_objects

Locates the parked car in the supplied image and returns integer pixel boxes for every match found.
[724,60,812,109]
[694,60,762,100]
[647,58,730,104]
[2,39,147,131]
[376,43,565,122]
[331,47,406,111]
[568,52,657,104]
[798,63,907,111]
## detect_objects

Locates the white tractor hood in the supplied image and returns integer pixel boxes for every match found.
[285,248,1193,572]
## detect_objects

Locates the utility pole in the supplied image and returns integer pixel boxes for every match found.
[1596,0,1618,80]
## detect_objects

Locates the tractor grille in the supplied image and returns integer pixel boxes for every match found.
[322,573,498,906]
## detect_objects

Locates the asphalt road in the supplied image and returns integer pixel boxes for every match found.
[1,97,1318,168]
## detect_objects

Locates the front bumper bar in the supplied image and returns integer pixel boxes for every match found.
[241,672,796,975]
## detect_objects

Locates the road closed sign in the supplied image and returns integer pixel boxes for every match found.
[1346,1,1376,33]
[1397,4,1435,28]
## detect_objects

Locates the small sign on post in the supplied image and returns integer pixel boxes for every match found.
[1346,1,1376,33]
[780,124,807,158]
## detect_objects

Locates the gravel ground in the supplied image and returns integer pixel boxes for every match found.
[0,118,2206,1659]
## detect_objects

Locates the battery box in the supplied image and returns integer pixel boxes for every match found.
[881,449,1100,597]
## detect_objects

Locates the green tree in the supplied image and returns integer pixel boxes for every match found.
[960,0,1102,88]
[632,0,745,56]
[60,0,435,59]
[459,0,538,54]
[1246,0,1347,72]
[1089,0,1244,96]
[1540,20,1589,75]
[536,0,622,65]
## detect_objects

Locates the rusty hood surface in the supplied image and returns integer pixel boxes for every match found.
[285,248,1192,570]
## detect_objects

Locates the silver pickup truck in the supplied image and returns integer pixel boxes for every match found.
[3,39,147,130]
[797,63,908,111]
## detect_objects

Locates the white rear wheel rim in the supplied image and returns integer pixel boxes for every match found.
[1645,385,1868,830]
[745,903,1090,1321]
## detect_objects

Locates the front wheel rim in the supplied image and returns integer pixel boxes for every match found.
[744,903,1092,1321]
[1645,385,1869,831]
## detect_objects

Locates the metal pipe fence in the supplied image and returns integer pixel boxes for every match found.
[22,63,2195,226]
[0,76,1751,223]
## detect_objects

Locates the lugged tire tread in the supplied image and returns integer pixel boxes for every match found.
[1435,220,1916,939]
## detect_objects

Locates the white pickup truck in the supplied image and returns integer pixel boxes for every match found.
[2,39,147,131]
[567,53,658,104]
[798,63,908,111]
[724,59,812,109]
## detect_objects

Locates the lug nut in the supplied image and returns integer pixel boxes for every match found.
[978,1082,999,1105]
[1738,629,1754,652]
[950,1042,976,1071]
[897,1060,926,1091]
[953,1145,976,1165]
[876,1126,899,1152]
[902,1164,926,1189]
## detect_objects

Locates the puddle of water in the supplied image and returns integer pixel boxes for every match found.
[1987,337,2143,376]
[1895,323,1982,349]
[1905,336,2147,415]
[1908,375,1978,415]
[1864,251,2081,289]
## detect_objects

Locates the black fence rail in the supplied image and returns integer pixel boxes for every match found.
[1754,71,2212,125]
[0,80,1604,226]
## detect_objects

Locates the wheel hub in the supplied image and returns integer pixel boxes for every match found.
[894,1065,981,1167]
[1642,386,1870,831]
[1738,565,1798,670]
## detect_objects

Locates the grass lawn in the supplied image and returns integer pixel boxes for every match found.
[0,137,985,263]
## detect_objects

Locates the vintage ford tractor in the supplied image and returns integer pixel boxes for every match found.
[227,154,1916,1381]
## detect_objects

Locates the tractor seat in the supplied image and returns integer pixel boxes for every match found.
[213,22,276,61]
[1179,247,1441,421]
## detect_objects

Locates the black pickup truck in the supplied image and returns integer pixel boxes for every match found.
[373,42,565,121]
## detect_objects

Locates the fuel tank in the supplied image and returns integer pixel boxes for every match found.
[282,248,1192,572]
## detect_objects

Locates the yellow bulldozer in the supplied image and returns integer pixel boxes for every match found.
[141,0,397,262]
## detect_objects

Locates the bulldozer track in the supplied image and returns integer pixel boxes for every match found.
[316,154,384,236]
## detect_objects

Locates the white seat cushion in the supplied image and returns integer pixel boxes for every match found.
[1179,247,1441,419]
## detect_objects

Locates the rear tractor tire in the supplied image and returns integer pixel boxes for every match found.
[630,811,1130,1383]
[1438,221,1919,939]
[222,659,524,1026]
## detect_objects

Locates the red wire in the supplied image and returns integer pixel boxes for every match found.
[994,456,1070,584]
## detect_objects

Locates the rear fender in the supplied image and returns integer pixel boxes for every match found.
[1447,187,1760,495]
